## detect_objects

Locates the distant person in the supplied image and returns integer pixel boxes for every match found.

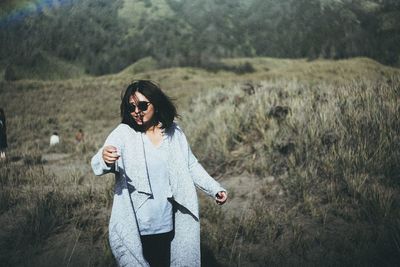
[91,80,227,267]
[0,108,7,160]
[75,129,84,143]
[50,132,60,146]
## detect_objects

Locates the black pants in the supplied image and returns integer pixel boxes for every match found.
[140,231,173,267]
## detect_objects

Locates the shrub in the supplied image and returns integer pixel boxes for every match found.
[4,65,17,81]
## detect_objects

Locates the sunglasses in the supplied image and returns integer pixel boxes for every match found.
[127,101,151,112]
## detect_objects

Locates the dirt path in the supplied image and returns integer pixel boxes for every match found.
[218,173,286,217]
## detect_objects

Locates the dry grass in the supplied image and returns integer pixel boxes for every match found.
[186,75,400,266]
[0,57,399,266]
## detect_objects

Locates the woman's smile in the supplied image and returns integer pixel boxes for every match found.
[134,113,144,124]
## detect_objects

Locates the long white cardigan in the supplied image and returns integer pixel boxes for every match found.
[91,123,225,267]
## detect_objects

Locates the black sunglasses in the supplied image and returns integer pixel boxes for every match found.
[127,101,151,112]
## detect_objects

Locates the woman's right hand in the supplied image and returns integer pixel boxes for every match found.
[102,145,120,166]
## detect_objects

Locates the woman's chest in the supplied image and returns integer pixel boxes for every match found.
[144,131,164,148]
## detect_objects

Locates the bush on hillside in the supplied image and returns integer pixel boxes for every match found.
[199,60,255,74]
[4,65,17,81]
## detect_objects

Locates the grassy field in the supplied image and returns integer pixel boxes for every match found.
[0,57,399,266]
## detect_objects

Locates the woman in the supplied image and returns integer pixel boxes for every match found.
[91,80,227,267]
[0,108,7,160]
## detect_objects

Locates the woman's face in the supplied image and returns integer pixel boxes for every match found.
[129,92,155,126]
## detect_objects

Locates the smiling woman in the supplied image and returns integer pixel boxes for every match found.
[120,80,178,132]
[91,80,228,267]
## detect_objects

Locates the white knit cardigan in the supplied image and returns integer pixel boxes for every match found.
[91,123,226,267]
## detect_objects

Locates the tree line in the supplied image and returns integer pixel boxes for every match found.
[1,0,399,76]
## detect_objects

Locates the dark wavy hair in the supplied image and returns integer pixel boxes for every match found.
[120,80,178,131]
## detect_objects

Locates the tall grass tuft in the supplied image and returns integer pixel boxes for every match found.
[0,153,115,266]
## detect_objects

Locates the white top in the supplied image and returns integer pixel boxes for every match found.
[136,133,173,235]
[49,134,60,146]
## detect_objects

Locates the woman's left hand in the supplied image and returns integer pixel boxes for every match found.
[215,191,228,205]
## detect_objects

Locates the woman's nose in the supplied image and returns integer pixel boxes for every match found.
[132,105,139,113]
[134,107,142,114]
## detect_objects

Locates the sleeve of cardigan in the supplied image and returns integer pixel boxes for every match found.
[91,125,125,176]
[177,127,226,197]
[188,147,226,197]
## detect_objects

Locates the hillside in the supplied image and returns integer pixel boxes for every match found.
[1,0,399,77]
[0,57,399,266]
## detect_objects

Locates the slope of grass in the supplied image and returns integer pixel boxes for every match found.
[0,57,399,266]
[117,56,159,77]
[222,57,397,83]
[183,76,400,265]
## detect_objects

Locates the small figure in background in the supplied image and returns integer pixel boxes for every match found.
[0,108,8,160]
[50,132,60,146]
[75,129,84,143]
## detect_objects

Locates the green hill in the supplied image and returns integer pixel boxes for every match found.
[1,0,399,77]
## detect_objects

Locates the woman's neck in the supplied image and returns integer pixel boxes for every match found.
[144,121,161,134]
